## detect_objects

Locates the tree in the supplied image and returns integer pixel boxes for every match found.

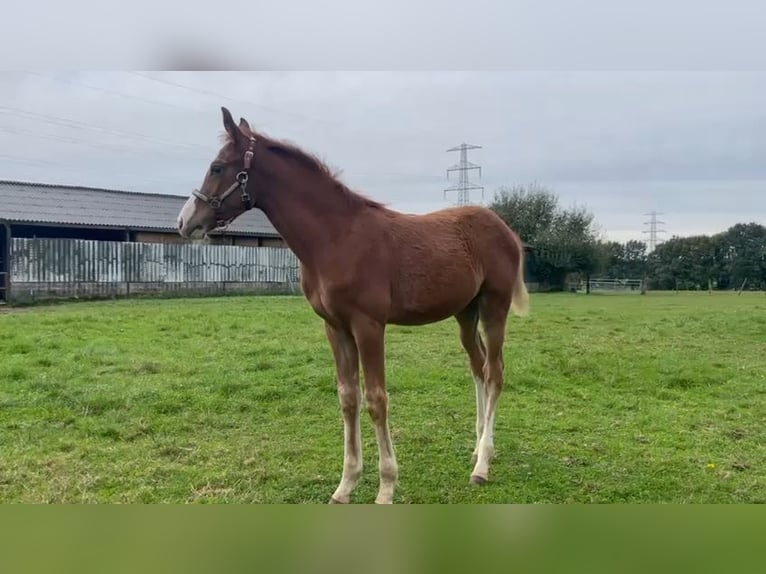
[490,185,766,293]
[646,224,766,291]
[716,223,766,290]
[648,235,712,290]
[489,183,603,290]
[622,240,648,278]
[600,240,648,279]
[489,182,559,244]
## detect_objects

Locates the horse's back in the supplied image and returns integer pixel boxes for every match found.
[392,205,521,271]
[381,205,523,323]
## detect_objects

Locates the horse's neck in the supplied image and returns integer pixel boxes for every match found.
[256,172,356,269]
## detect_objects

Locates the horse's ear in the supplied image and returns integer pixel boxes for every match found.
[238,117,252,135]
[221,106,244,146]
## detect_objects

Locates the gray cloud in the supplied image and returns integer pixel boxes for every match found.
[1,71,764,243]
[3,1,764,69]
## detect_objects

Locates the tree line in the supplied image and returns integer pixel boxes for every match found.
[488,183,766,291]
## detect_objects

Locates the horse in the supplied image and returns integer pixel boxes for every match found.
[177,107,530,504]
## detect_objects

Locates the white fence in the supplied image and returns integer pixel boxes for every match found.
[570,277,645,294]
[8,237,301,302]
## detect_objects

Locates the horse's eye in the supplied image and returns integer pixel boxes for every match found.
[210,165,223,175]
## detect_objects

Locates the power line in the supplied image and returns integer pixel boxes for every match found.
[0,153,190,189]
[642,211,667,252]
[443,143,483,206]
[127,72,335,127]
[0,105,212,153]
[0,124,210,162]
[21,72,213,117]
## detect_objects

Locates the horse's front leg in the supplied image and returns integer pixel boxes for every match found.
[352,315,398,504]
[325,322,363,504]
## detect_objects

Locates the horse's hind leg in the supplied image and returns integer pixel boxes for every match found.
[455,304,487,465]
[470,289,511,485]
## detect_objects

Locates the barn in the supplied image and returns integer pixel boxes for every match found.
[1,180,539,303]
[0,180,285,246]
[0,180,298,303]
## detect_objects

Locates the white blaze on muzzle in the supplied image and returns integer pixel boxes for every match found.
[177,195,206,238]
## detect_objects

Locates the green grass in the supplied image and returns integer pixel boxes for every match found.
[1,292,764,503]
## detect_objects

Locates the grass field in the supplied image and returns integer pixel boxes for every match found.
[1,291,764,503]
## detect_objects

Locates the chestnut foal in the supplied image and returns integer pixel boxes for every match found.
[178,107,529,504]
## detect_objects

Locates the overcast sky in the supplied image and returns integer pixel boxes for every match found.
[1,71,764,243]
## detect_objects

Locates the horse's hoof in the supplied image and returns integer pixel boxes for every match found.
[329,496,348,504]
[470,474,488,486]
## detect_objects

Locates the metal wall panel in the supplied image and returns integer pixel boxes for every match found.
[9,237,301,302]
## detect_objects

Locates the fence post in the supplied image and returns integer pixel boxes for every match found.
[737,278,748,295]
[1,220,11,303]
[124,242,130,298]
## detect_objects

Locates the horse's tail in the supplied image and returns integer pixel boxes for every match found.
[510,235,530,317]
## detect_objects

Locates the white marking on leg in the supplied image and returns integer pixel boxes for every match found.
[471,386,499,482]
[331,385,362,504]
[472,375,485,463]
[373,419,398,504]
[352,320,396,503]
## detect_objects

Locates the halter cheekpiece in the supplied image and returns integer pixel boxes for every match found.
[192,136,256,229]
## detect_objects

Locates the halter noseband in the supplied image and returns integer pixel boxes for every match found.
[192,136,256,229]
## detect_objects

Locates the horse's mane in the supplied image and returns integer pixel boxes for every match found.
[222,130,385,211]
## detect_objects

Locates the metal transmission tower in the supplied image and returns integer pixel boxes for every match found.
[642,211,667,252]
[444,143,484,206]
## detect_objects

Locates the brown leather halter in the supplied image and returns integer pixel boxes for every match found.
[192,136,256,229]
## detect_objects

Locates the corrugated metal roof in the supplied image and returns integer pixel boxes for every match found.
[0,180,279,237]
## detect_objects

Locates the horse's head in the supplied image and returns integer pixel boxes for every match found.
[178,107,258,240]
